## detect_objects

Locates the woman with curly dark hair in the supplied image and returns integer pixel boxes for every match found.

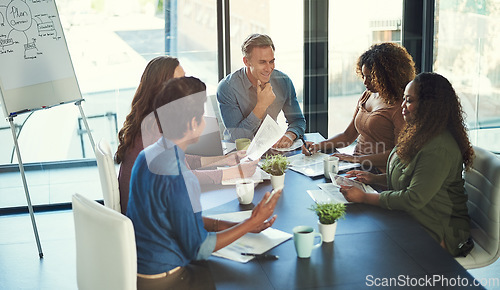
[303,42,416,172]
[340,72,474,257]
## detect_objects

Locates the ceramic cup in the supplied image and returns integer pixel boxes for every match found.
[235,138,251,151]
[293,225,323,258]
[323,155,339,179]
[235,179,254,205]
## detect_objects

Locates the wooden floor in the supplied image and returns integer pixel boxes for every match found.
[1,208,500,289]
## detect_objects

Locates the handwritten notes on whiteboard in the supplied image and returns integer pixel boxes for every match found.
[0,0,75,90]
[0,0,81,117]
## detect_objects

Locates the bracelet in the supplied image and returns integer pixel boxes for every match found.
[284,132,295,142]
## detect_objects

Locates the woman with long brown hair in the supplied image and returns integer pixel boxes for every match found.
[127,77,281,289]
[340,72,474,257]
[115,56,257,214]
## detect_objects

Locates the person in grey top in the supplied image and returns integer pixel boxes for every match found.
[217,34,306,148]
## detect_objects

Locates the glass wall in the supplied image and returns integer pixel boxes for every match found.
[229,0,304,130]
[433,0,500,153]
[0,0,303,209]
[327,0,403,138]
[0,0,220,208]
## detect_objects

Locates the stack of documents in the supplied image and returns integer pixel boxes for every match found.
[208,211,292,263]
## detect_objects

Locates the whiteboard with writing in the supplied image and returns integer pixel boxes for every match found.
[0,0,81,117]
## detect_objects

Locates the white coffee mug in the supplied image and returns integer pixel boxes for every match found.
[324,155,339,179]
[235,179,254,205]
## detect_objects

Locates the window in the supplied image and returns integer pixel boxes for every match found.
[328,0,403,138]
[0,0,220,208]
[229,0,304,130]
[433,0,500,153]
[0,0,304,209]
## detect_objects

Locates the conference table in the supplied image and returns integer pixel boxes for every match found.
[201,137,483,289]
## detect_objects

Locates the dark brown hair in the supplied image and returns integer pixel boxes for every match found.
[397,72,474,170]
[356,42,416,104]
[115,56,180,164]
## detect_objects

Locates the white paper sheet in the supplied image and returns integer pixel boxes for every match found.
[243,115,286,162]
[307,189,349,204]
[220,167,270,185]
[273,138,303,152]
[287,153,361,177]
[208,211,292,263]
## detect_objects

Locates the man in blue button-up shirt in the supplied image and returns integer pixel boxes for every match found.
[217,34,306,148]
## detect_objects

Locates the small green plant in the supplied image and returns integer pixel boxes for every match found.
[261,154,290,176]
[309,202,346,225]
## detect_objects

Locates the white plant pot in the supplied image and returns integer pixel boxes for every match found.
[317,220,338,243]
[270,173,285,189]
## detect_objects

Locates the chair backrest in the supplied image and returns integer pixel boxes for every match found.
[95,139,121,212]
[457,146,500,269]
[72,193,137,290]
[207,94,227,140]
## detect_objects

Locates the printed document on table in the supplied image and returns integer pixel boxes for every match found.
[307,182,350,204]
[287,153,361,177]
[208,211,292,263]
[220,167,270,185]
[287,153,329,177]
[243,115,285,162]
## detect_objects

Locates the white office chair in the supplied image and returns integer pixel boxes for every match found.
[95,139,121,212]
[456,146,500,269]
[208,94,227,140]
[72,193,137,290]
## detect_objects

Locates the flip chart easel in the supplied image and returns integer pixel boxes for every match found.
[0,0,95,258]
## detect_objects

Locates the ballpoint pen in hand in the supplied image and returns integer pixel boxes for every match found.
[241,253,279,260]
[299,136,312,155]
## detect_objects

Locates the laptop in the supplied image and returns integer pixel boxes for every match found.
[185,116,224,156]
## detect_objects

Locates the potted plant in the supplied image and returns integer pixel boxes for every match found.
[309,202,346,242]
[261,154,290,189]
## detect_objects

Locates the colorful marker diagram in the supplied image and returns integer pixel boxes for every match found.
[0,0,61,59]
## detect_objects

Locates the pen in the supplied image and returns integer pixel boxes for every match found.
[265,187,281,204]
[241,253,279,260]
[300,136,312,155]
[235,153,244,179]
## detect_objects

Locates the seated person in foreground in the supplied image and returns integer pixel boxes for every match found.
[115,56,257,214]
[127,77,281,290]
[217,33,306,148]
[303,43,416,172]
[340,72,474,257]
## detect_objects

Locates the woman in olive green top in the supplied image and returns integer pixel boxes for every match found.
[341,72,475,257]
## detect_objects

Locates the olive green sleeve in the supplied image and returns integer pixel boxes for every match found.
[379,147,453,211]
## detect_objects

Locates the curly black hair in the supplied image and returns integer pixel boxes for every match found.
[356,42,416,104]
